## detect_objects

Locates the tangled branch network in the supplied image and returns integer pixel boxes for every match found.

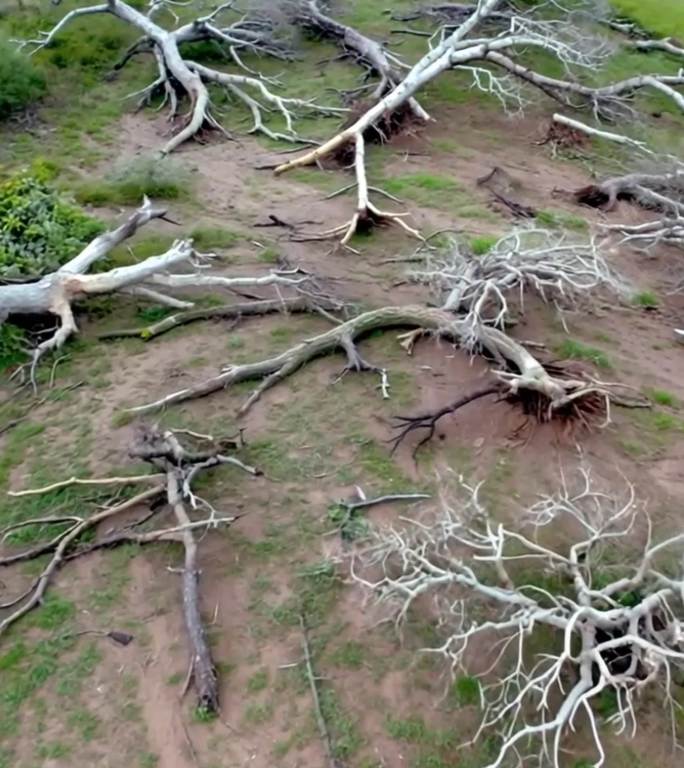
[350,470,684,767]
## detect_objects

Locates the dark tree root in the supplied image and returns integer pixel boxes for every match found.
[390,385,503,456]
[390,359,645,457]
[0,427,258,714]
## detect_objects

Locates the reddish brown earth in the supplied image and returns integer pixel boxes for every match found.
[2,99,684,768]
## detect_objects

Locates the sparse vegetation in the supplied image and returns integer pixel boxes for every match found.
[556,339,612,369]
[469,235,499,255]
[75,155,191,206]
[646,388,679,408]
[632,290,659,309]
[535,209,588,231]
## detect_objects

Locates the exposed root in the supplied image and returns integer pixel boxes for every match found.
[274,0,684,242]
[20,0,342,153]
[390,385,503,456]
[127,304,644,437]
[575,170,684,212]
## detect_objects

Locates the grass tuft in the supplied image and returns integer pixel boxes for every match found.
[632,290,659,309]
[75,155,191,206]
[556,339,612,369]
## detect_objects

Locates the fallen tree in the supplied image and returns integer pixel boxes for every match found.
[349,472,684,767]
[292,0,426,117]
[575,169,684,251]
[20,0,344,151]
[0,197,316,385]
[274,0,684,242]
[127,229,647,453]
[0,425,258,713]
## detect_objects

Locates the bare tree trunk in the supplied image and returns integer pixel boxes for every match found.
[166,469,218,712]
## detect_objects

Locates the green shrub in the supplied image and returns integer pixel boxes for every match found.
[0,173,103,279]
[0,38,45,118]
[75,155,191,206]
[0,324,27,371]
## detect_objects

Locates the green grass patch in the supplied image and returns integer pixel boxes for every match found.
[329,641,365,669]
[0,37,45,118]
[190,225,240,250]
[381,173,465,209]
[449,675,481,707]
[611,0,684,39]
[320,688,362,760]
[536,209,588,232]
[556,339,612,369]
[632,290,659,309]
[645,388,678,408]
[470,235,499,255]
[246,668,269,693]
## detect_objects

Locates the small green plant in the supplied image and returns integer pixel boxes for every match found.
[632,290,659,309]
[75,155,191,206]
[0,38,45,118]
[194,705,217,723]
[556,339,612,369]
[190,225,240,250]
[258,246,280,263]
[0,324,27,370]
[138,752,159,768]
[594,688,619,718]
[329,641,365,669]
[450,675,481,706]
[469,235,499,255]
[645,388,678,408]
[536,209,588,231]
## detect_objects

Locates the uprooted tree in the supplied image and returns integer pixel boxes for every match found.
[349,472,684,767]
[0,425,260,713]
[127,228,648,449]
[18,0,345,151]
[272,0,684,241]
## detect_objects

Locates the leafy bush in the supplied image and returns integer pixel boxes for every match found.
[0,173,103,279]
[0,37,46,118]
[0,324,27,371]
[75,155,191,206]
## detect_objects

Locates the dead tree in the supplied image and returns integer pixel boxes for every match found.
[275,0,684,242]
[0,426,257,713]
[0,198,310,383]
[19,0,343,151]
[350,471,684,767]
[128,228,645,442]
[575,169,684,252]
[292,0,427,117]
